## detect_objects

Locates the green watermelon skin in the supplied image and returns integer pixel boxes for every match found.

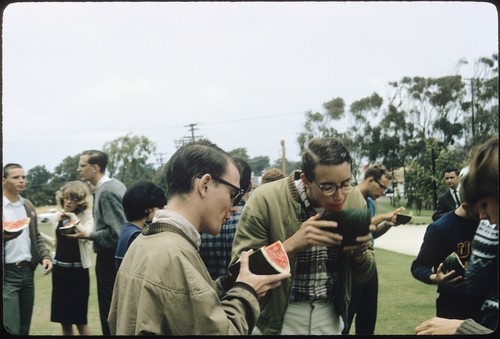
[229,248,282,277]
[228,241,289,277]
[320,209,372,246]
[441,252,465,277]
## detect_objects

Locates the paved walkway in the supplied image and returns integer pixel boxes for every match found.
[374,224,428,257]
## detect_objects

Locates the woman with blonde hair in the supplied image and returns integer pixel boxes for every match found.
[50,181,94,335]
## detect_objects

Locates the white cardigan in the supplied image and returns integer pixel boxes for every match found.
[52,208,94,269]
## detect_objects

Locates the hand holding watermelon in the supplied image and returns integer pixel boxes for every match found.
[430,261,464,286]
[234,245,291,298]
[284,213,343,254]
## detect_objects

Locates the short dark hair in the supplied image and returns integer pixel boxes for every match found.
[234,157,252,192]
[122,180,167,221]
[81,150,108,173]
[301,138,352,180]
[443,167,459,176]
[163,139,236,197]
[3,163,23,179]
[364,164,392,181]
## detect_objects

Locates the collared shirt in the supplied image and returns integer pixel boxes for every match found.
[3,195,32,263]
[152,209,201,249]
[199,199,246,279]
[96,174,112,189]
[450,188,461,207]
[290,178,341,302]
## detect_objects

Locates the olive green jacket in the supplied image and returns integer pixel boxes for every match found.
[230,172,376,334]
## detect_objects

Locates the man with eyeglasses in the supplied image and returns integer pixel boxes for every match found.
[230,137,376,335]
[199,157,253,279]
[108,139,290,335]
[342,164,403,335]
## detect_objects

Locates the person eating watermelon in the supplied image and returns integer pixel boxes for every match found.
[230,137,377,335]
[3,163,53,335]
[107,139,291,335]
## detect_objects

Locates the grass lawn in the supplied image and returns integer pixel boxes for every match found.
[29,202,437,335]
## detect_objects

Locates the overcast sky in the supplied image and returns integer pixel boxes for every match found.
[2,1,498,173]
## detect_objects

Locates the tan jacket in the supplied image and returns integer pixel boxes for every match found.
[108,221,260,335]
[230,172,375,334]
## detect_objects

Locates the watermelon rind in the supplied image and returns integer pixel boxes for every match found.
[395,213,412,225]
[441,252,465,277]
[3,217,30,233]
[320,209,372,246]
[229,240,290,276]
[59,220,80,234]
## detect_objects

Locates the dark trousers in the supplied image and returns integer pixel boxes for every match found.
[95,249,117,335]
[343,264,378,335]
[2,263,35,335]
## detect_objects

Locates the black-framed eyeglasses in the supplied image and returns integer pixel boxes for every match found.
[213,176,245,206]
[373,178,388,192]
[311,177,352,196]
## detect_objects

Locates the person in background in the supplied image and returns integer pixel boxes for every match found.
[115,180,167,271]
[50,181,94,335]
[71,150,127,335]
[108,139,290,335]
[260,167,285,185]
[3,163,53,335]
[342,164,403,335]
[199,157,252,279]
[230,137,376,335]
[416,134,498,335]
[432,167,461,221]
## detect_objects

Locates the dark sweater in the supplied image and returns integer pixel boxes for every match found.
[90,179,127,252]
[411,210,484,320]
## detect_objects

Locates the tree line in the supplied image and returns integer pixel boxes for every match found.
[24,54,498,208]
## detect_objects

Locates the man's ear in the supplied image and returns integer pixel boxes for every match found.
[299,172,311,186]
[197,173,212,198]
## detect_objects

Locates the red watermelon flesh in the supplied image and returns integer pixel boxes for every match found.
[229,240,290,277]
[3,217,30,233]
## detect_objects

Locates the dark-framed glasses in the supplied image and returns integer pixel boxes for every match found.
[373,178,388,193]
[213,176,245,206]
[311,177,352,196]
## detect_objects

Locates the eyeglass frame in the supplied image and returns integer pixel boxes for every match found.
[310,177,352,196]
[212,176,245,206]
[373,177,388,192]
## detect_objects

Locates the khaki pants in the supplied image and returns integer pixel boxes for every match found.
[252,299,344,335]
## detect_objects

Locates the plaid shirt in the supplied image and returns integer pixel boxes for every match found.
[291,179,341,302]
[199,199,246,279]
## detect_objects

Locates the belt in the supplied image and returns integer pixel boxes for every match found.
[53,260,83,268]
[5,261,31,269]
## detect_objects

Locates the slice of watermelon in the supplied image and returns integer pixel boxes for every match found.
[261,240,290,274]
[59,219,80,234]
[229,240,290,276]
[3,217,30,233]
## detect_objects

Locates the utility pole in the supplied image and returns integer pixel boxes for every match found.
[470,78,475,140]
[185,123,199,142]
[280,139,286,175]
[463,77,475,142]
[155,152,167,166]
[174,123,203,149]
